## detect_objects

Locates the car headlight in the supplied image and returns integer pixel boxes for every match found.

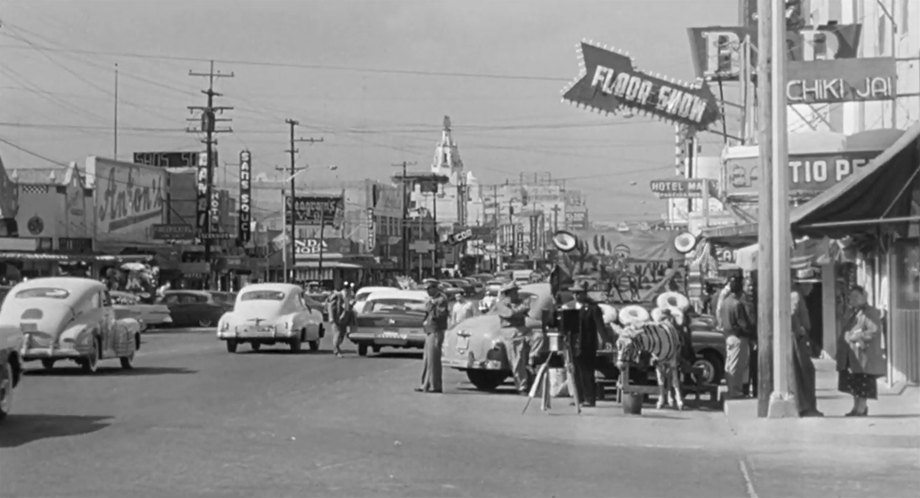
[220,322,230,332]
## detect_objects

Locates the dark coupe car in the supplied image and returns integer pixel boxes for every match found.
[157,290,235,327]
[349,290,429,356]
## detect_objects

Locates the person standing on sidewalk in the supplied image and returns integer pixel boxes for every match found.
[837,286,885,417]
[326,282,352,358]
[417,279,449,393]
[791,283,823,417]
[563,282,604,407]
[496,282,533,394]
[720,276,756,399]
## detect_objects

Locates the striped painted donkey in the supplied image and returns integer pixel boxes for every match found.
[616,320,685,410]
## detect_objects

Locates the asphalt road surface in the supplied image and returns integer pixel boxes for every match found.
[1,329,916,498]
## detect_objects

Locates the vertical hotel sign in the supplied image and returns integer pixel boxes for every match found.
[238,150,252,243]
[366,208,376,252]
[196,152,209,233]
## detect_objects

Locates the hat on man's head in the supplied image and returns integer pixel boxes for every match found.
[423,278,440,289]
[499,281,519,294]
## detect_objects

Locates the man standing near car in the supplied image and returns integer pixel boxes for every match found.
[496,282,533,394]
[562,282,604,407]
[326,282,352,358]
[417,279,449,393]
[720,275,756,399]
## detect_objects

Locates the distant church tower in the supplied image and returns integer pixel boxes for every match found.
[431,116,463,180]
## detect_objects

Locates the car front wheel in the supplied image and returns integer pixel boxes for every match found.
[81,339,100,374]
[466,370,507,391]
[226,340,238,353]
[120,352,134,369]
[0,362,13,421]
[41,359,56,370]
[251,342,261,351]
[693,352,724,385]
[358,344,368,356]
[289,336,302,353]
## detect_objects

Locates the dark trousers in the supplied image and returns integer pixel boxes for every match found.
[573,354,597,404]
[747,340,758,398]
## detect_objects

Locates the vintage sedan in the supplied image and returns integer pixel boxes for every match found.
[349,290,430,356]
[158,290,234,327]
[6,277,140,373]
[110,290,172,329]
[0,291,23,421]
[442,282,554,390]
[353,286,399,314]
[217,283,324,353]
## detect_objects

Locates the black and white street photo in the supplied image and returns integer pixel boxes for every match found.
[1,1,919,497]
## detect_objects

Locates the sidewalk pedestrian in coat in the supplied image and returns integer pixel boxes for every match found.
[720,276,756,399]
[792,283,823,417]
[561,282,603,407]
[417,279,449,393]
[496,282,533,394]
[837,286,885,417]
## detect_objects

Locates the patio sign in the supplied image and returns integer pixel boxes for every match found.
[562,41,721,131]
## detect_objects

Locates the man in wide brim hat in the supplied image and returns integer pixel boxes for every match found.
[499,281,519,294]
[418,278,449,394]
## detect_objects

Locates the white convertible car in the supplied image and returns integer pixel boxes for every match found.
[217,283,325,353]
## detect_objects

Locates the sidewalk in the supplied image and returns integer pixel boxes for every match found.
[723,359,920,448]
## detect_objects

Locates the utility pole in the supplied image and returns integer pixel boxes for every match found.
[766,0,796,418]
[187,60,233,289]
[277,119,323,284]
[113,63,118,160]
[392,161,416,275]
[492,184,502,271]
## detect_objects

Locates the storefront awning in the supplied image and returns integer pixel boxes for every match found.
[699,223,758,246]
[792,121,920,237]
[0,252,155,263]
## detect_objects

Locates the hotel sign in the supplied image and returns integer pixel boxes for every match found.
[786,58,896,104]
[649,179,714,199]
[562,42,721,131]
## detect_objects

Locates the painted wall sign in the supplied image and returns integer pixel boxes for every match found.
[649,179,714,199]
[366,208,376,252]
[786,57,896,104]
[563,41,721,130]
[724,150,883,197]
[133,151,198,168]
[687,24,862,81]
[196,151,209,233]
[285,195,343,226]
[238,150,252,244]
[447,228,473,246]
[152,224,196,240]
[84,157,166,243]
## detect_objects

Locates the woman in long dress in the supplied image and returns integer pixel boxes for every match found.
[837,286,886,417]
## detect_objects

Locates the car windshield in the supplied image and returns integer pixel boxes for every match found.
[211,293,236,305]
[366,298,427,314]
[240,290,286,301]
[15,287,70,299]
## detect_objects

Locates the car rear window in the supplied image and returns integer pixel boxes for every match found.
[15,288,70,299]
[366,298,427,313]
[240,290,286,301]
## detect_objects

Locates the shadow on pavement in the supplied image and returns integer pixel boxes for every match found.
[451,386,522,396]
[25,366,197,376]
[0,414,112,448]
[372,352,423,360]
[240,349,330,356]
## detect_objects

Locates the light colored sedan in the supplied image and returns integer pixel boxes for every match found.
[6,277,140,373]
[217,283,325,353]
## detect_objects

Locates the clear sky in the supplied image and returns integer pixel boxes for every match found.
[0,0,737,222]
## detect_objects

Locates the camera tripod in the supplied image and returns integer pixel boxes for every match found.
[521,333,581,415]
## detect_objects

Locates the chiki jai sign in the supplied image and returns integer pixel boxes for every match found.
[563,41,721,131]
[238,151,252,244]
[84,157,166,243]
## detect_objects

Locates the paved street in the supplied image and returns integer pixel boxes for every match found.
[1,329,917,498]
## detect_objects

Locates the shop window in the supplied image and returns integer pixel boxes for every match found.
[37,238,53,251]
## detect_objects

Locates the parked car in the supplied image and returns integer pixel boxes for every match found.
[441,279,477,297]
[8,277,140,373]
[157,290,234,327]
[349,290,430,356]
[0,287,23,421]
[443,283,728,391]
[217,283,325,353]
[109,290,172,329]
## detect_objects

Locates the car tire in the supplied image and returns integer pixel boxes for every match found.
[358,344,368,357]
[466,370,507,391]
[198,319,214,327]
[0,362,13,421]
[372,346,381,354]
[80,338,100,374]
[120,352,134,369]
[289,336,302,353]
[251,342,261,352]
[694,351,724,385]
[309,340,319,352]
[41,359,56,370]
[226,340,238,353]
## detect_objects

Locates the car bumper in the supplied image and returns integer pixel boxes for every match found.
[442,351,505,371]
[217,327,296,340]
[21,344,91,361]
[347,330,425,348]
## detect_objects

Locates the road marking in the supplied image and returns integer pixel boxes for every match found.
[738,459,759,498]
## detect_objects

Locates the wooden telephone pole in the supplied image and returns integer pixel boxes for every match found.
[392,161,416,275]
[277,120,322,284]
